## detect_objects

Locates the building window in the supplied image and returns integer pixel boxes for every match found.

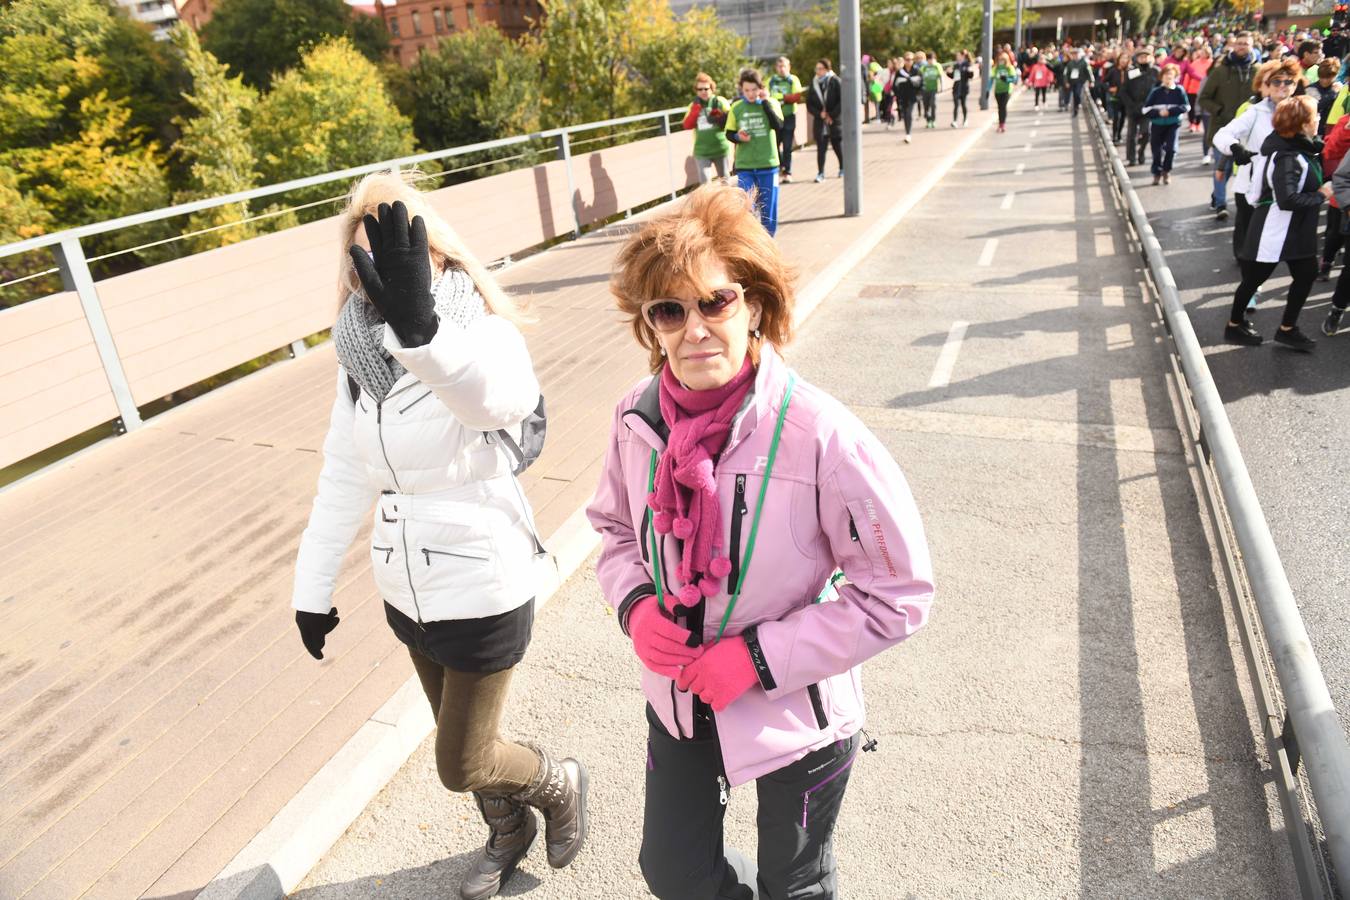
[412,10,422,34]
[433,8,445,31]
[466,4,475,24]
[389,15,400,36]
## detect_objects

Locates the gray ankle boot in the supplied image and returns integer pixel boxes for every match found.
[459,792,537,900]
[512,746,588,869]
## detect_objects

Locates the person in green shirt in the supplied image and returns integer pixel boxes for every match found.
[682,72,733,184]
[992,51,1019,132]
[725,67,784,235]
[917,51,943,128]
[768,57,805,182]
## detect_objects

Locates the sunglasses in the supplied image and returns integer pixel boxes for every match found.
[641,284,744,333]
[1268,78,1295,86]
[696,86,712,91]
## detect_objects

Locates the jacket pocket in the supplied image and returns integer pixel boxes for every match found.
[420,546,492,566]
[371,544,395,564]
[806,682,828,729]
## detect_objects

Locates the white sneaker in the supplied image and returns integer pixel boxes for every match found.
[1202,154,1212,165]
[814,173,825,183]
[904,135,912,144]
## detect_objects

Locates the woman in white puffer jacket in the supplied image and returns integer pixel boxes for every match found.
[290,171,587,900]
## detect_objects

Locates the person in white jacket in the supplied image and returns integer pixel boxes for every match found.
[291,171,587,900]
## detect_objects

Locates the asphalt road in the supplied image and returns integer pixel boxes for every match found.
[1124,118,1350,737]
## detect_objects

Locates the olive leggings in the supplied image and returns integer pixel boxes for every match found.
[408,646,540,795]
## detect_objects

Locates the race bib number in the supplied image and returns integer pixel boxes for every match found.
[696,109,715,130]
[1070,69,1081,80]
[1126,68,1140,80]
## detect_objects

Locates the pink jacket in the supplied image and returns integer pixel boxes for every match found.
[586,345,934,786]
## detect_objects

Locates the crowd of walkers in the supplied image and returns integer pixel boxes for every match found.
[1007,24,1350,349]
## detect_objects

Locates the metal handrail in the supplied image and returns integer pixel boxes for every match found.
[0,106,685,259]
[1085,97,1348,896]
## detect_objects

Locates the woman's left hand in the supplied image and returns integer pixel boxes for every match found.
[349,200,439,347]
[676,636,759,712]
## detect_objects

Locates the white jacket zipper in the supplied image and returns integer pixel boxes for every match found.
[377,402,424,625]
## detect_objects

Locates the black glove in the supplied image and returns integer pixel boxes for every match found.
[348,200,438,347]
[296,608,340,660]
[1229,143,1255,165]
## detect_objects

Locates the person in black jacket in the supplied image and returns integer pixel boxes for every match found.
[891,52,922,143]
[807,57,843,182]
[1226,96,1332,352]
[947,49,974,128]
[1121,49,1160,167]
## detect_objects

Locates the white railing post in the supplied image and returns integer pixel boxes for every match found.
[557,131,583,239]
[55,237,142,433]
[661,114,678,202]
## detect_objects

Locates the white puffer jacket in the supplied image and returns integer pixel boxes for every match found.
[292,315,541,623]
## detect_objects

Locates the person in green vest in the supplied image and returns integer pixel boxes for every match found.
[992,51,1019,133]
[917,51,943,128]
[768,57,805,183]
[682,72,733,185]
[725,67,784,236]
[1299,39,1323,85]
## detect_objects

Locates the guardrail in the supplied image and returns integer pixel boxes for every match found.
[0,108,813,472]
[1085,96,1347,899]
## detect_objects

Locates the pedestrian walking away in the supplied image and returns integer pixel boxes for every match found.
[725,67,784,236]
[992,51,1019,132]
[769,57,805,184]
[1121,49,1160,167]
[1226,96,1331,352]
[683,73,733,185]
[293,173,587,900]
[1213,60,1292,262]
[807,57,844,179]
[590,182,935,900]
[1200,31,1258,219]
[947,49,974,126]
[1144,64,1190,183]
[917,51,942,128]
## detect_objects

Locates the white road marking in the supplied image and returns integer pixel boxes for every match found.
[1023,143,1032,152]
[1015,163,1026,175]
[1030,129,1038,138]
[977,238,998,267]
[928,321,970,388]
[1001,191,1015,210]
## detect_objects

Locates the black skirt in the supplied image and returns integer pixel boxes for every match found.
[384,599,534,674]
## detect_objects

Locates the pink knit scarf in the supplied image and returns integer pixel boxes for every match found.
[648,359,755,608]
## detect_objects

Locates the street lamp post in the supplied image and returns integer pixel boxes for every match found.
[840,0,863,216]
[980,0,993,110]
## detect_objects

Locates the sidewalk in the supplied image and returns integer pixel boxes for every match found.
[0,104,1002,898]
[297,106,1295,897]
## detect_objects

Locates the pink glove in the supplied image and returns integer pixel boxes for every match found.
[629,595,703,679]
[675,636,759,712]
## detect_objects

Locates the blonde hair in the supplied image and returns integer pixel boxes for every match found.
[610,183,796,374]
[336,169,528,326]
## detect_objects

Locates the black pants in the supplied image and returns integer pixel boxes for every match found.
[1323,205,1343,265]
[1233,193,1253,260]
[897,97,914,135]
[952,91,968,123]
[1111,101,1125,141]
[1231,256,1318,327]
[1125,114,1149,163]
[1186,92,1201,126]
[1330,261,1350,310]
[640,705,858,900]
[814,118,843,175]
[1150,123,1178,175]
[995,92,1009,125]
[1034,86,1048,106]
[778,113,796,175]
[921,89,937,123]
[1070,81,1085,115]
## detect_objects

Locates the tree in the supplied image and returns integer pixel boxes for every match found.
[170,25,261,251]
[626,2,749,113]
[0,164,58,309]
[530,0,630,127]
[201,0,391,90]
[406,25,541,151]
[249,37,415,215]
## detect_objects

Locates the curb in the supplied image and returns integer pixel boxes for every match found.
[197,108,997,900]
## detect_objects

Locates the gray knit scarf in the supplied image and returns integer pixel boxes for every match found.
[334,266,487,400]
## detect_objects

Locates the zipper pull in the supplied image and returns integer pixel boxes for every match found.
[376,402,383,424]
[422,548,431,566]
[717,775,729,806]
[861,728,878,753]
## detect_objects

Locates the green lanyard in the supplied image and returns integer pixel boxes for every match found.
[647,373,796,641]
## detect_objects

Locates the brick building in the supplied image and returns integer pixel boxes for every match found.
[175,0,541,67]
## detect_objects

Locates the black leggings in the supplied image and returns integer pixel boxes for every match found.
[1034,86,1048,105]
[995,92,1010,125]
[952,92,968,123]
[898,97,914,134]
[814,118,843,174]
[1231,256,1318,327]
[1324,205,1343,265]
[639,705,858,900]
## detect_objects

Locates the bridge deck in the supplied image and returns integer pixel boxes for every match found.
[2,114,992,898]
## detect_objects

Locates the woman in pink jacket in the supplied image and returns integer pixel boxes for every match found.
[586,183,934,899]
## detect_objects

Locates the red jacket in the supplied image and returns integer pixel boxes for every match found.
[1028,62,1054,88]
[1323,118,1350,208]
